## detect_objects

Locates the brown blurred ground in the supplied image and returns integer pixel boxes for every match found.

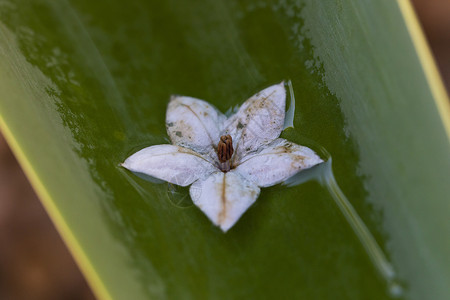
[0,136,95,300]
[413,0,450,91]
[0,1,448,300]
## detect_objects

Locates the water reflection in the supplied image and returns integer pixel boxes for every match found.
[283,80,296,129]
[285,158,403,297]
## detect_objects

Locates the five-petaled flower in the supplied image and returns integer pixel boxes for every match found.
[122,83,323,232]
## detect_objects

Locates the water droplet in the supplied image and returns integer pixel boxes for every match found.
[166,184,193,208]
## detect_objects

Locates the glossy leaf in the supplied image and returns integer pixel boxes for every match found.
[0,1,449,300]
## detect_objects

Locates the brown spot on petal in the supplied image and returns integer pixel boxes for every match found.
[218,174,227,225]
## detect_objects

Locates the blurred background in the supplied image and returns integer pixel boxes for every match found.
[0,1,448,299]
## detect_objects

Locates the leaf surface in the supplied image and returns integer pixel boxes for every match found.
[0,1,449,299]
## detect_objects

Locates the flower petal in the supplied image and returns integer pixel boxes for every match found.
[223,82,286,164]
[166,96,226,160]
[189,171,260,232]
[122,145,215,186]
[234,138,323,187]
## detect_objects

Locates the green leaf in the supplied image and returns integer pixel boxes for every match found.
[0,0,449,299]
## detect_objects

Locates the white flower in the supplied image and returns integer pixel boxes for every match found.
[122,83,323,232]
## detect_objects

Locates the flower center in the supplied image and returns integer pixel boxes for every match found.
[217,134,233,171]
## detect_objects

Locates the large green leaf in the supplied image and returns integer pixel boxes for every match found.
[0,0,449,299]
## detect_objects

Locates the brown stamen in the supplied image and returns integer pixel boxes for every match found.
[217,135,234,165]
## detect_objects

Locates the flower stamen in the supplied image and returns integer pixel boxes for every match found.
[218,134,233,172]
